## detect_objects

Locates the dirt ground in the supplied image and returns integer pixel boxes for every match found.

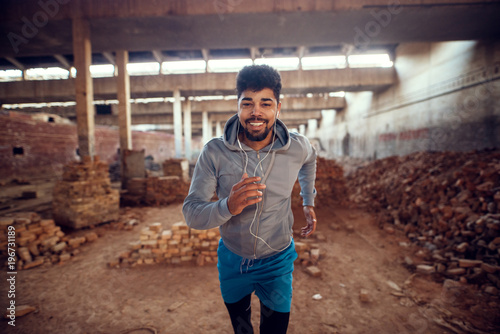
[1,200,499,334]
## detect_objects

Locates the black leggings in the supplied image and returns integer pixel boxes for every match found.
[224,294,290,334]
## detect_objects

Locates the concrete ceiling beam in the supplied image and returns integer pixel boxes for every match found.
[0,0,500,57]
[93,110,322,128]
[124,96,344,115]
[1,2,499,57]
[0,68,393,104]
[0,0,494,21]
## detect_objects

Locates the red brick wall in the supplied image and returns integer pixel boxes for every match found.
[0,114,176,181]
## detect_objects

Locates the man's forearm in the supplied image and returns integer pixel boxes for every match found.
[182,196,233,230]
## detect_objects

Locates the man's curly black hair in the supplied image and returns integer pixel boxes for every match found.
[236,64,282,103]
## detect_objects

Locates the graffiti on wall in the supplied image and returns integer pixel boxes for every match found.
[378,128,429,142]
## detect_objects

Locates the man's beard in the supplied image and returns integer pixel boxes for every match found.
[243,119,271,141]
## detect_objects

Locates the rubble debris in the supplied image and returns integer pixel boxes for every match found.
[305,266,322,277]
[312,294,323,300]
[386,280,402,292]
[359,289,370,303]
[417,264,436,275]
[292,157,349,209]
[4,305,36,319]
[346,149,500,290]
[294,240,323,267]
[167,301,185,312]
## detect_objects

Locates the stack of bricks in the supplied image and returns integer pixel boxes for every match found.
[346,149,500,293]
[292,157,349,209]
[0,212,98,270]
[122,157,191,206]
[163,158,190,182]
[126,177,147,197]
[120,177,146,206]
[52,156,119,229]
[114,221,220,267]
[142,176,189,205]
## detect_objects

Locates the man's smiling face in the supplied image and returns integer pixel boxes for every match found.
[238,88,281,143]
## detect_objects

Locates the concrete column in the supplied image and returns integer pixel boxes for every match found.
[307,119,318,138]
[116,50,132,188]
[183,99,192,161]
[173,88,183,158]
[116,50,132,151]
[215,121,222,137]
[299,124,306,135]
[208,115,214,139]
[72,18,95,159]
[202,111,210,144]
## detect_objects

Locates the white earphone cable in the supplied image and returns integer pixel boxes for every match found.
[237,111,292,255]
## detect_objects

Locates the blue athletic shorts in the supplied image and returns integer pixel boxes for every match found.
[217,238,298,313]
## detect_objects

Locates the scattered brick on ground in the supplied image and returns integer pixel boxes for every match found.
[0,212,99,270]
[112,221,220,267]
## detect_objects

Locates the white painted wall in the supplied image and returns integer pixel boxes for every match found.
[316,40,500,160]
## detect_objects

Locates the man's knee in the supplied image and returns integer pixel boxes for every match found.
[260,301,290,334]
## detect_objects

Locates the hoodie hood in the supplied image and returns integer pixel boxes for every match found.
[223,114,291,152]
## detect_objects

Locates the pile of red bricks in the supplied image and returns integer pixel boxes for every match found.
[0,212,98,270]
[126,177,147,198]
[292,157,348,209]
[123,176,190,206]
[346,150,500,292]
[163,158,190,182]
[52,156,119,229]
[112,221,220,267]
[122,158,191,206]
[143,176,190,205]
[315,157,350,207]
[112,220,327,276]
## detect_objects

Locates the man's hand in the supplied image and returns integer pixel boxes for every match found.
[301,206,317,238]
[227,173,267,215]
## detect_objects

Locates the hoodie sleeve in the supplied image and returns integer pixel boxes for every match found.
[298,137,317,207]
[182,143,234,230]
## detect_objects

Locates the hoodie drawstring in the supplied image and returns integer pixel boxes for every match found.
[239,258,254,274]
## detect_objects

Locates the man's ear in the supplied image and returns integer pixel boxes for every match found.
[276,101,281,119]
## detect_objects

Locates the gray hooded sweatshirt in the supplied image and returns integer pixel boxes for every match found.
[182,114,317,259]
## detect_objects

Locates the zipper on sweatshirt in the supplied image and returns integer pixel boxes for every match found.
[251,149,272,259]
[252,150,260,259]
